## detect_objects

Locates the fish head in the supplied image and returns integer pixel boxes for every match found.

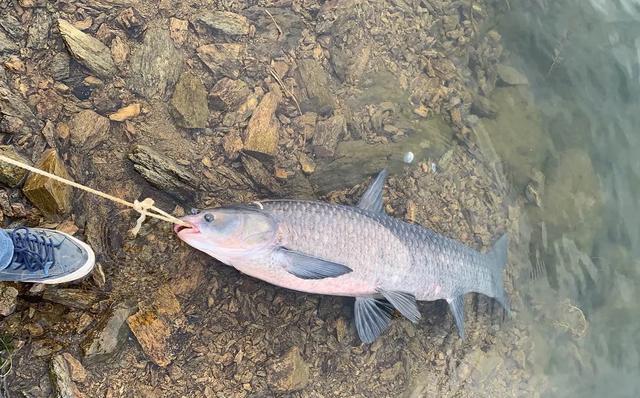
[174,207,278,260]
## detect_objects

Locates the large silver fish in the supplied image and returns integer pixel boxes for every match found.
[175,170,509,342]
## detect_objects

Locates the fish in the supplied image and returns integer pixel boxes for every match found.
[175,170,510,343]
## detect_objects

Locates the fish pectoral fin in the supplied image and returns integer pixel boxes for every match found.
[354,297,394,343]
[377,289,421,323]
[357,169,388,213]
[447,295,465,339]
[277,248,353,280]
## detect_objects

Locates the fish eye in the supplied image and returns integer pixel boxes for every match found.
[204,213,215,223]
[190,208,199,215]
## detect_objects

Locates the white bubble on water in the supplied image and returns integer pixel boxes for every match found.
[403,151,414,164]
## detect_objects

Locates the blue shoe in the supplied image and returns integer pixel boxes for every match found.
[0,227,95,284]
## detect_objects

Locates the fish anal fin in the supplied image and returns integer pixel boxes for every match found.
[354,297,394,343]
[277,248,352,280]
[357,169,388,213]
[447,295,465,339]
[378,289,421,323]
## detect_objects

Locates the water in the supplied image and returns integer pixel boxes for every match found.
[495,0,640,396]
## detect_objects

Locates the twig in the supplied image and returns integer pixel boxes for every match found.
[265,9,283,40]
[269,66,302,116]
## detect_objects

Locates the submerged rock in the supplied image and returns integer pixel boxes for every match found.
[0,283,18,316]
[170,72,208,129]
[198,11,252,36]
[58,19,116,79]
[243,90,281,157]
[267,346,310,393]
[108,103,141,122]
[496,64,529,86]
[297,59,336,113]
[312,114,346,158]
[127,309,172,367]
[0,81,41,134]
[68,109,110,150]
[0,146,30,187]
[196,43,245,79]
[23,149,72,216]
[81,301,135,362]
[209,78,250,111]
[129,26,184,99]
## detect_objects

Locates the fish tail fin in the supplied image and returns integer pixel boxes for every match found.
[486,233,510,313]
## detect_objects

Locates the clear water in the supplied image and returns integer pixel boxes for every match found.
[496,0,640,396]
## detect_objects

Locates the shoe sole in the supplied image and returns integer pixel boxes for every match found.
[21,230,96,285]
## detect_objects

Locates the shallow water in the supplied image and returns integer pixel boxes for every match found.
[495,0,640,396]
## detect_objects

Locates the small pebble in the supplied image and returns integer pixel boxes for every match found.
[403,151,414,164]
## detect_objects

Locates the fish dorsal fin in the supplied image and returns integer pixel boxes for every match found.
[447,294,466,339]
[377,289,421,323]
[276,248,352,280]
[354,297,394,343]
[357,169,388,213]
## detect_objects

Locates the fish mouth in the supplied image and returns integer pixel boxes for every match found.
[174,223,199,235]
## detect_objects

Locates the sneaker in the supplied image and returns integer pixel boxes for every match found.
[0,227,95,284]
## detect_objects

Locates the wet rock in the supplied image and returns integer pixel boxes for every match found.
[62,353,87,383]
[241,154,282,194]
[0,81,41,134]
[267,346,310,393]
[23,149,72,215]
[298,153,316,174]
[50,53,70,81]
[197,43,245,79]
[42,289,100,310]
[116,8,145,39]
[496,64,529,86]
[58,19,116,79]
[127,309,172,367]
[128,144,198,202]
[109,103,141,122]
[209,78,250,111]
[0,146,30,187]
[0,283,18,316]
[152,285,181,316]
[297,59,336,113]
[222,129,244,160]
[294,112,317,141]
[50,354,86,398]
[243,90,281,158]
[471,96,497,118]
[68,110,110,150]
[81,302,135,362]
[170,72,209,129]
[130,26,184,99]
[198,11,252,36]
[312,114,346,158]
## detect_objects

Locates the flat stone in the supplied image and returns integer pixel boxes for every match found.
[267,346,310,393]
[198,11,252,36]
[68,109,110,150]
[0,146,31,187]
[23,149,72,216]
[58,19,116,79]
[62,353,87,383]
[312,114,346,158]
[197,43,245,79]
[81,301,135,362]
[0,82,41,134]
[130,26,184,99]
[243,90,281,157]
[0,283,18,316]
[128,144,198,202]
[127,309,172,367]
[209,78,250,111]
[109,103,141,122]
[170,72,209,129]
[50,354,86,398]
[496,64,529,86]
[297,59,336,113]
[42,289,100,310]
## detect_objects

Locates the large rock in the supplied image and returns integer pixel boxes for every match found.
[197,11,251,36]
[23,149,72,216]
[312,114,346,158]
[81,301,135,362]
[0,146,30,187]
[68,110,110,150]
[243,90,281,157]
[297,59,336,113]
[58,19,116,79]
[170,72,208,129]
[197,43,245,79]
[129,26,184,99]
[267,346,310,393]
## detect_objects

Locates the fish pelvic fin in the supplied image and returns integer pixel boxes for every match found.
[354,297,394,343]
[357,169,388,213]
[487,233,510,314]
[447,295,465,339]
[377,289,421,323]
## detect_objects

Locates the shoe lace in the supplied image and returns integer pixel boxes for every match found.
[10,228,60,276]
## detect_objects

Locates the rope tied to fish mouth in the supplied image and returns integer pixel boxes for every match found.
[0,154,190,235]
